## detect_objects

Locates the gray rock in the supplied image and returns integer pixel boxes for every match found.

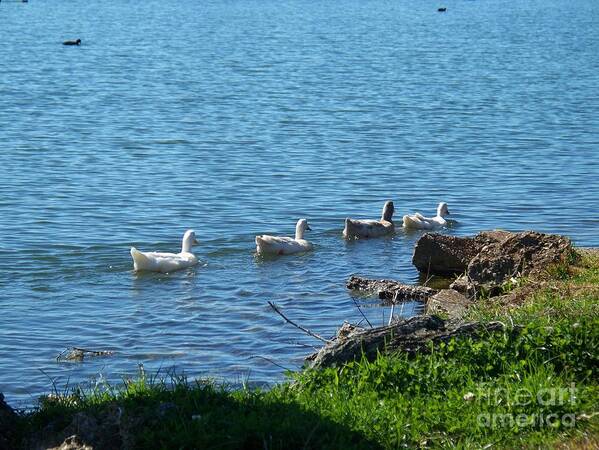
[412,231,509,275]
[453,231,575,296]
[347,275,438,303]
[425,289,472,319]
[413,230,576,297]
[306,315,507,369]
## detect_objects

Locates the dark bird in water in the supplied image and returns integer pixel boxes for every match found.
[63,39,81,46]
[438,7,447,12]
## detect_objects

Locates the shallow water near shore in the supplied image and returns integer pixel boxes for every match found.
[1,0,598,406]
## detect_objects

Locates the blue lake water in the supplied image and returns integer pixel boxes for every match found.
[1,0,598,406]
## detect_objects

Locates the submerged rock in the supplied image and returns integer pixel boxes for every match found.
[347,275,438,303]
[56,347,114,362]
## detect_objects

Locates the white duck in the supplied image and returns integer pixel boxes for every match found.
[255,219,313,256]
[130,230,199,273]
[343,201,395,239]
[402,202,451,230]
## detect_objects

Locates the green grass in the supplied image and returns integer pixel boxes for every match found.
[284,316,598,448]
[14,252,599,449]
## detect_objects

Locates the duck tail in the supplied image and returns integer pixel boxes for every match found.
[402,215,413,229]
[130,247,149,271]
[255,236,264,254]
[343,218,353,238]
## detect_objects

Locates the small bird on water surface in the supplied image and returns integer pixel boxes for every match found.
[130,229,199,273]
[402,202,451,230]
[255,219,313,256]
[343,201,395,239]
[63,39,81,46]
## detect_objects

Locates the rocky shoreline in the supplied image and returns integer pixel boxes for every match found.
[308,230,577,368]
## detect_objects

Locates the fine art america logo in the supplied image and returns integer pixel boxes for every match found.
[475,384,578,429]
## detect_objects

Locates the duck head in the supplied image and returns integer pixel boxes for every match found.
[295,219,312,240]
[381,201,395,222]
[437,202,450,218]
[181,229,199,253]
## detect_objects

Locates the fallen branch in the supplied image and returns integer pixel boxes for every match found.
[248,355,293,372]
[268,301,330,343]
[350,295,373,328]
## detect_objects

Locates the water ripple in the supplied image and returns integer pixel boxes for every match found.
[1,0,598,406]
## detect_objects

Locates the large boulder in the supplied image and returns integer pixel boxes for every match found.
[413,230,575,297]
[453,231,575,295]
[412,231,511,275]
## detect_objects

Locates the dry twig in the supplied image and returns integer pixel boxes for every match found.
[268,301,330,343]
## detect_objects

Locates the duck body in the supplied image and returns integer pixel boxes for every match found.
[343,218,394,239]
[130,248,197,273]
[131,230,199,273]
[63,39,81,46]
[402,202,450,230]
[343,201,395,239]
[255,236,312,256]
[255,219,312,256]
